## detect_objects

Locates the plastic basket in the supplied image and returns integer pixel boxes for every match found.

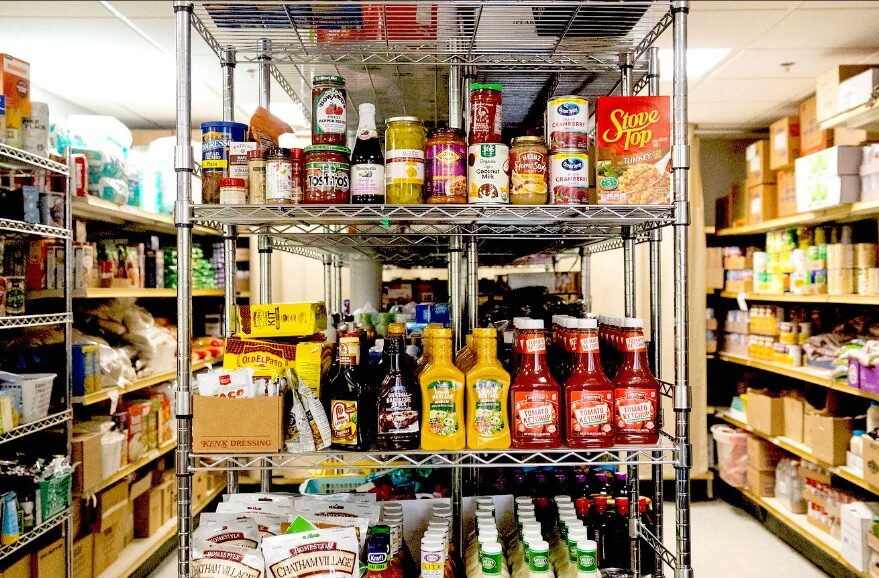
[711,424,748,488]
[0,371,56,424]
[299,476,370,495]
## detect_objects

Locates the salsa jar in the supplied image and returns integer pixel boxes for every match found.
[549,150,589,204]
[265,147,295,204]
[312,75,347,145]
[469,83,503,144]
[467,143,509,204]
[510,136,548,205]
[385,117,426,204]
[304,144,351,204]
[425,127,467,204]
[547,96,589,153]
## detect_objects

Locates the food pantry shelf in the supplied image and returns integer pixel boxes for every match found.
[0,510,69,562]
[75,357,220,406]
[0,410,73,446]
[0,218,71,240]
[72,195,217,237]
[821,97,879,133]
[29,288,228,299]
[0,142,68,175]
[84,440,177,497]
[718,291,879,305]
[0,312,72,329]
[714,199,879,237]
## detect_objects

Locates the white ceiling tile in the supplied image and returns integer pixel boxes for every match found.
[109,0,175,19]
[694,1,799,11]
[0,1,110,18]
[690,78,815,102]
[689,101,775,125]
[709,48,879,79]
[750,8,879,49]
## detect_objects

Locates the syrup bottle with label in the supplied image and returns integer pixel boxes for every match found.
[612,318,659,445]
[420,328,466,450]
[466,327,512,450]
[325,335,373,450]
[510,319,562,449]
[565,318,615,449]
[377,336,421,450]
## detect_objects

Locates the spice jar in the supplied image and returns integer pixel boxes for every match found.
[425,127,467,204]
[312,75,347,146]
[304,145,351,204]
[469,83,503,145]
[265,147,295,204]
[385,116,426,204]
[247,149,266,204]
[290,147,305,200]
[510,136,548,205]
[219,178,247,204]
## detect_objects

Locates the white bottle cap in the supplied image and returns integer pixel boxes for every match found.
[554,495,572,504]
[531,540,550,553]
[476,496,495,507]
[576,318,597,329]
[516,497,533,506]
[560,317,577,328]
[513,317,529,329]
[625,317,644,328]
[552,315,564,325]
[577,539,598,553]
[523,319,545,330]
[482,542,503,555]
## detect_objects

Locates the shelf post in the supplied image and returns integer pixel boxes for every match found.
[448,235,464,352]
[323,255,333,313]
[579,247,591,310]
[466,236,478,333]
[334,255,344,316]
[173,2,195,577]
[619,51,635,97]
[671,2,693,577]
[63,147,74,578]
[623,229,636,317]
[449,60,463,129]
[257,38,271,110]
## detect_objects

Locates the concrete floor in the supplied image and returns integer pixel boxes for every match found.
[150,500,828,578]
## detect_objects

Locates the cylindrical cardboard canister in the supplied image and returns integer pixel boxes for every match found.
[828,268,855,295]
[855,243,878,268]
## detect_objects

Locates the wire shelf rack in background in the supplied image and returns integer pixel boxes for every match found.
[0,219,71,240]
[0,410,73,446]
[0,510,70,562]
[0,312,73,330]
[0,143,69,175]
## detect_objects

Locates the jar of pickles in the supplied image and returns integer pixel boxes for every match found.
[425,127,467,204]
[385,117,426,204]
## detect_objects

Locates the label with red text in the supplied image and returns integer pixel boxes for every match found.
[614,388,657,434]
[569,390,614,439]
[513,391,559,440]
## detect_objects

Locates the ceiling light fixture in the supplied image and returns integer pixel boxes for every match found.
[658,48,731,80]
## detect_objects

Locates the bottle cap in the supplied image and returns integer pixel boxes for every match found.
[625,317,644,328]
[482,542,503,555]
[560,317,577,328]
[576,317,597,329]
[512,317,529,329]
[523,319,545,330]
[219,177,246,188]
[531,540,550,553]
[554,495,572,504]
[473,327,497,339]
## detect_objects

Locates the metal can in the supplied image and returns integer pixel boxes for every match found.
[549,150,589,204]
[510,136,548,205]
[467,144,509,204]
[385,117,426,204]
[219,178,247,204]
[265,147,294,204]
[312,75,347,145]
[547,96,589,153]
[304,145,351,204]
[247,149,266,204]
[200,121,247,204]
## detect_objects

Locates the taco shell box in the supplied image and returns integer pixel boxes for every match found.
[237,302,327,338]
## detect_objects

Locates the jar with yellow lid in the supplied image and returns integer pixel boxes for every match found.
[510,136,549,205]
[385,116,426,204]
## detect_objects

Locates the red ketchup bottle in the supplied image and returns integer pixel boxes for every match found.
[612,318,659,445]
[510,319,562,449]
[565,318,615,448]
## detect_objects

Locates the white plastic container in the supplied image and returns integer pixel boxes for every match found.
[0,371,56,424]
[711,424,748,488]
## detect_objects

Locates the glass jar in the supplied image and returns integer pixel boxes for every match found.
[469,83,503,144]
[247,149,266,204]
[510,136,548,205]
[425,127,467,204]
[265,147,294,204]
[312,75,347,145]
[219,177,247,204]
[290,147,305,201]
[304,144,351,204]
[385,117,426,204]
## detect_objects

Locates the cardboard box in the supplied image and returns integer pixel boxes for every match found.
[804,411,856,466]
[95,480,128,531]
[723,255,753,270]
[796,175,860,213]
[92,508,124,576]
[192,395,284,454]
[71,431,102,494]
[816,65,878,121]
[769,116,800,169]
[783,396,805,443]
[73,534,94,578]
[839,68,879,113]
[799,95,870,155]
[125,401,152,463]
[863,436,879,487]
[747,184,777,225]
[796,146,863,181]
[746,140,775,187]
[730,181,747,227]
[134,486,164,538]
[745,389,784,437]
[33,538,65,578]
[747,466,775,497]
[747,435,782,470]
[841,502,879,572]
[707,268,724,290]
[237,302,328,338]
[776,168,797,218]
[0,54,31,147]
[160,480,176,524]
[193,470,209,505]
[707,247,723,270]
[4,554,31,578]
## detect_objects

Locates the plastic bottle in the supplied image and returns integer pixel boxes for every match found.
[557,317,579,384]
[420,328,466,450]
[868,402,879,434]
[575,539,601,578]
[528,540,553,578]
[456,334,476,371]
[612,318,660,445]
[421,536,446,578]
[565,318,615,448]
[605,497,631,570]
[366,525,395,578]
[589,496,611,567]
[416,324,442,378]
[377,336,421,451]
[467,327,512,449]
[482,542,507,578]
[511,319,563,449]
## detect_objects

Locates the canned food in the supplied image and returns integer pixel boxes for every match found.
[304,145,351,204]
[200,121,247,204]
[510,136,548,205]
[312,75,347,146]
[547,95,589,153]
[425,127,467,204]
[549,151,589,204]
[467,144,509,204]
[386,117,426,204]
[265,147,295,204]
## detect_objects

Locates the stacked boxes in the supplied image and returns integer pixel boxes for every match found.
[795,146,862,212]
[745,140,777,225]
[747,435,782,497]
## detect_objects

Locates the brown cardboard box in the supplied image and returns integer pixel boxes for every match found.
[747,466,776,497]
[707,268,724,290]
[747,435,782,470]
[134,487,164,538]
[776,168,797,218]
[707,247,723,270]
[715,195,730,229]
[123,500,134,547]
[33,538,66,578]
[723,255,753,270]
[747,184,777,225]
[93,506,125,576]
[745,389,784,437]
[804,411,856,466]
[95,480,128,531]
[746,140,775,187]
[192,395,284,454]
[193,470,209,505]
[71,497,84,538]
[817,65,878,121]
[160,480,176,524]
[863,436,879,488]
[799,95,872,155]
[3,554,31,578]
[730,181,747,227]
[769,116,800,169]
[73,534,94,578]
[71,431,102,495]
[129,473,151,501]
[783,396,805,443]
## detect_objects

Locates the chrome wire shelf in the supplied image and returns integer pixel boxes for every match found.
[0,219,71,240]
[0,313,73,330]
[192,440,679,472]
[0,410,73,445]
[0,510,70,561]
[0,143,69,175]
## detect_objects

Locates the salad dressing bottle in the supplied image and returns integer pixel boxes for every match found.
[420,328,466,450]
[466,327,512,449]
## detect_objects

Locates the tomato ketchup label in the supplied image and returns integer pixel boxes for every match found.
[569,390,614,438]
[578,336,600,353]
[513,391,559,438]
[614,388,657,434]
[624,335,646,352]
[517,336,547,354]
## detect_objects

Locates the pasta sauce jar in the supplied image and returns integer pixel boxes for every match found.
[312,75,347,145]
[385,117,426,204]
[425,127,467,204]
[304,144,351,204]
[469,83,503,144]
[510,136,548,205]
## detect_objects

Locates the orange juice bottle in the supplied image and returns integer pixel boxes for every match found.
[420,328,466,450]
[466,327,511,449]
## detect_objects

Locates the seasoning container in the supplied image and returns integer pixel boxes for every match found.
[469,83,503,145]
[425,127,467,204]
[229,142,257,185]
[6,276,24,315]
[549,150,589,204]
[219,178,247,204]
[265,147,294,204]
[547,96,589,153]
[385,117,426,204]
[312,75,347,146]
[467,143,509,204]
[247,149,266,204]
[510,136,548,205]
[200,121,247,204]
[304,145,351,204]
[290,147,305,200]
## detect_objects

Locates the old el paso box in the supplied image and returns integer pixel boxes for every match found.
[595,96,671,205]
[237,302,327,338]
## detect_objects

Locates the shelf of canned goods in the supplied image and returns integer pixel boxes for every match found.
[172,2,693,578]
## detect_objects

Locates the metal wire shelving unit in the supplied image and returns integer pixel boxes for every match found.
[174,1,692,577]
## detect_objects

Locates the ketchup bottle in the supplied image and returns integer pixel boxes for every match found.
[565,318,615,449]
[612,318,659,445]
[510,319,562,449]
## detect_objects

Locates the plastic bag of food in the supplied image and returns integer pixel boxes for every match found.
[295,501,381,526]
[262,527,359,578]
[201,512,289,537]
[197,366,256,398]
[249,107,293,151]
[225,493,297,505]
[215,501,298,518]
[297,378,331,450]
[193,541,265,578]
[193,518,261,549]
[307,515,369,550]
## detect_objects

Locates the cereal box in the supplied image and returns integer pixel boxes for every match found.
[0,54,30,147]
[595,96,671,204]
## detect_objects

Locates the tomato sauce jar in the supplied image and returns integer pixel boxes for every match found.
[312,75,347,145]
[469,83,503,144]
[425,127,467,204]
[304,144,351,204]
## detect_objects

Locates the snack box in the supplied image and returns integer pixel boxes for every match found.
[237,302,327,338]
[0,54,30,147]
[769,116,799,170]
[595,96,671,205]
[223,337,329,397]
[795,146,863,182]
